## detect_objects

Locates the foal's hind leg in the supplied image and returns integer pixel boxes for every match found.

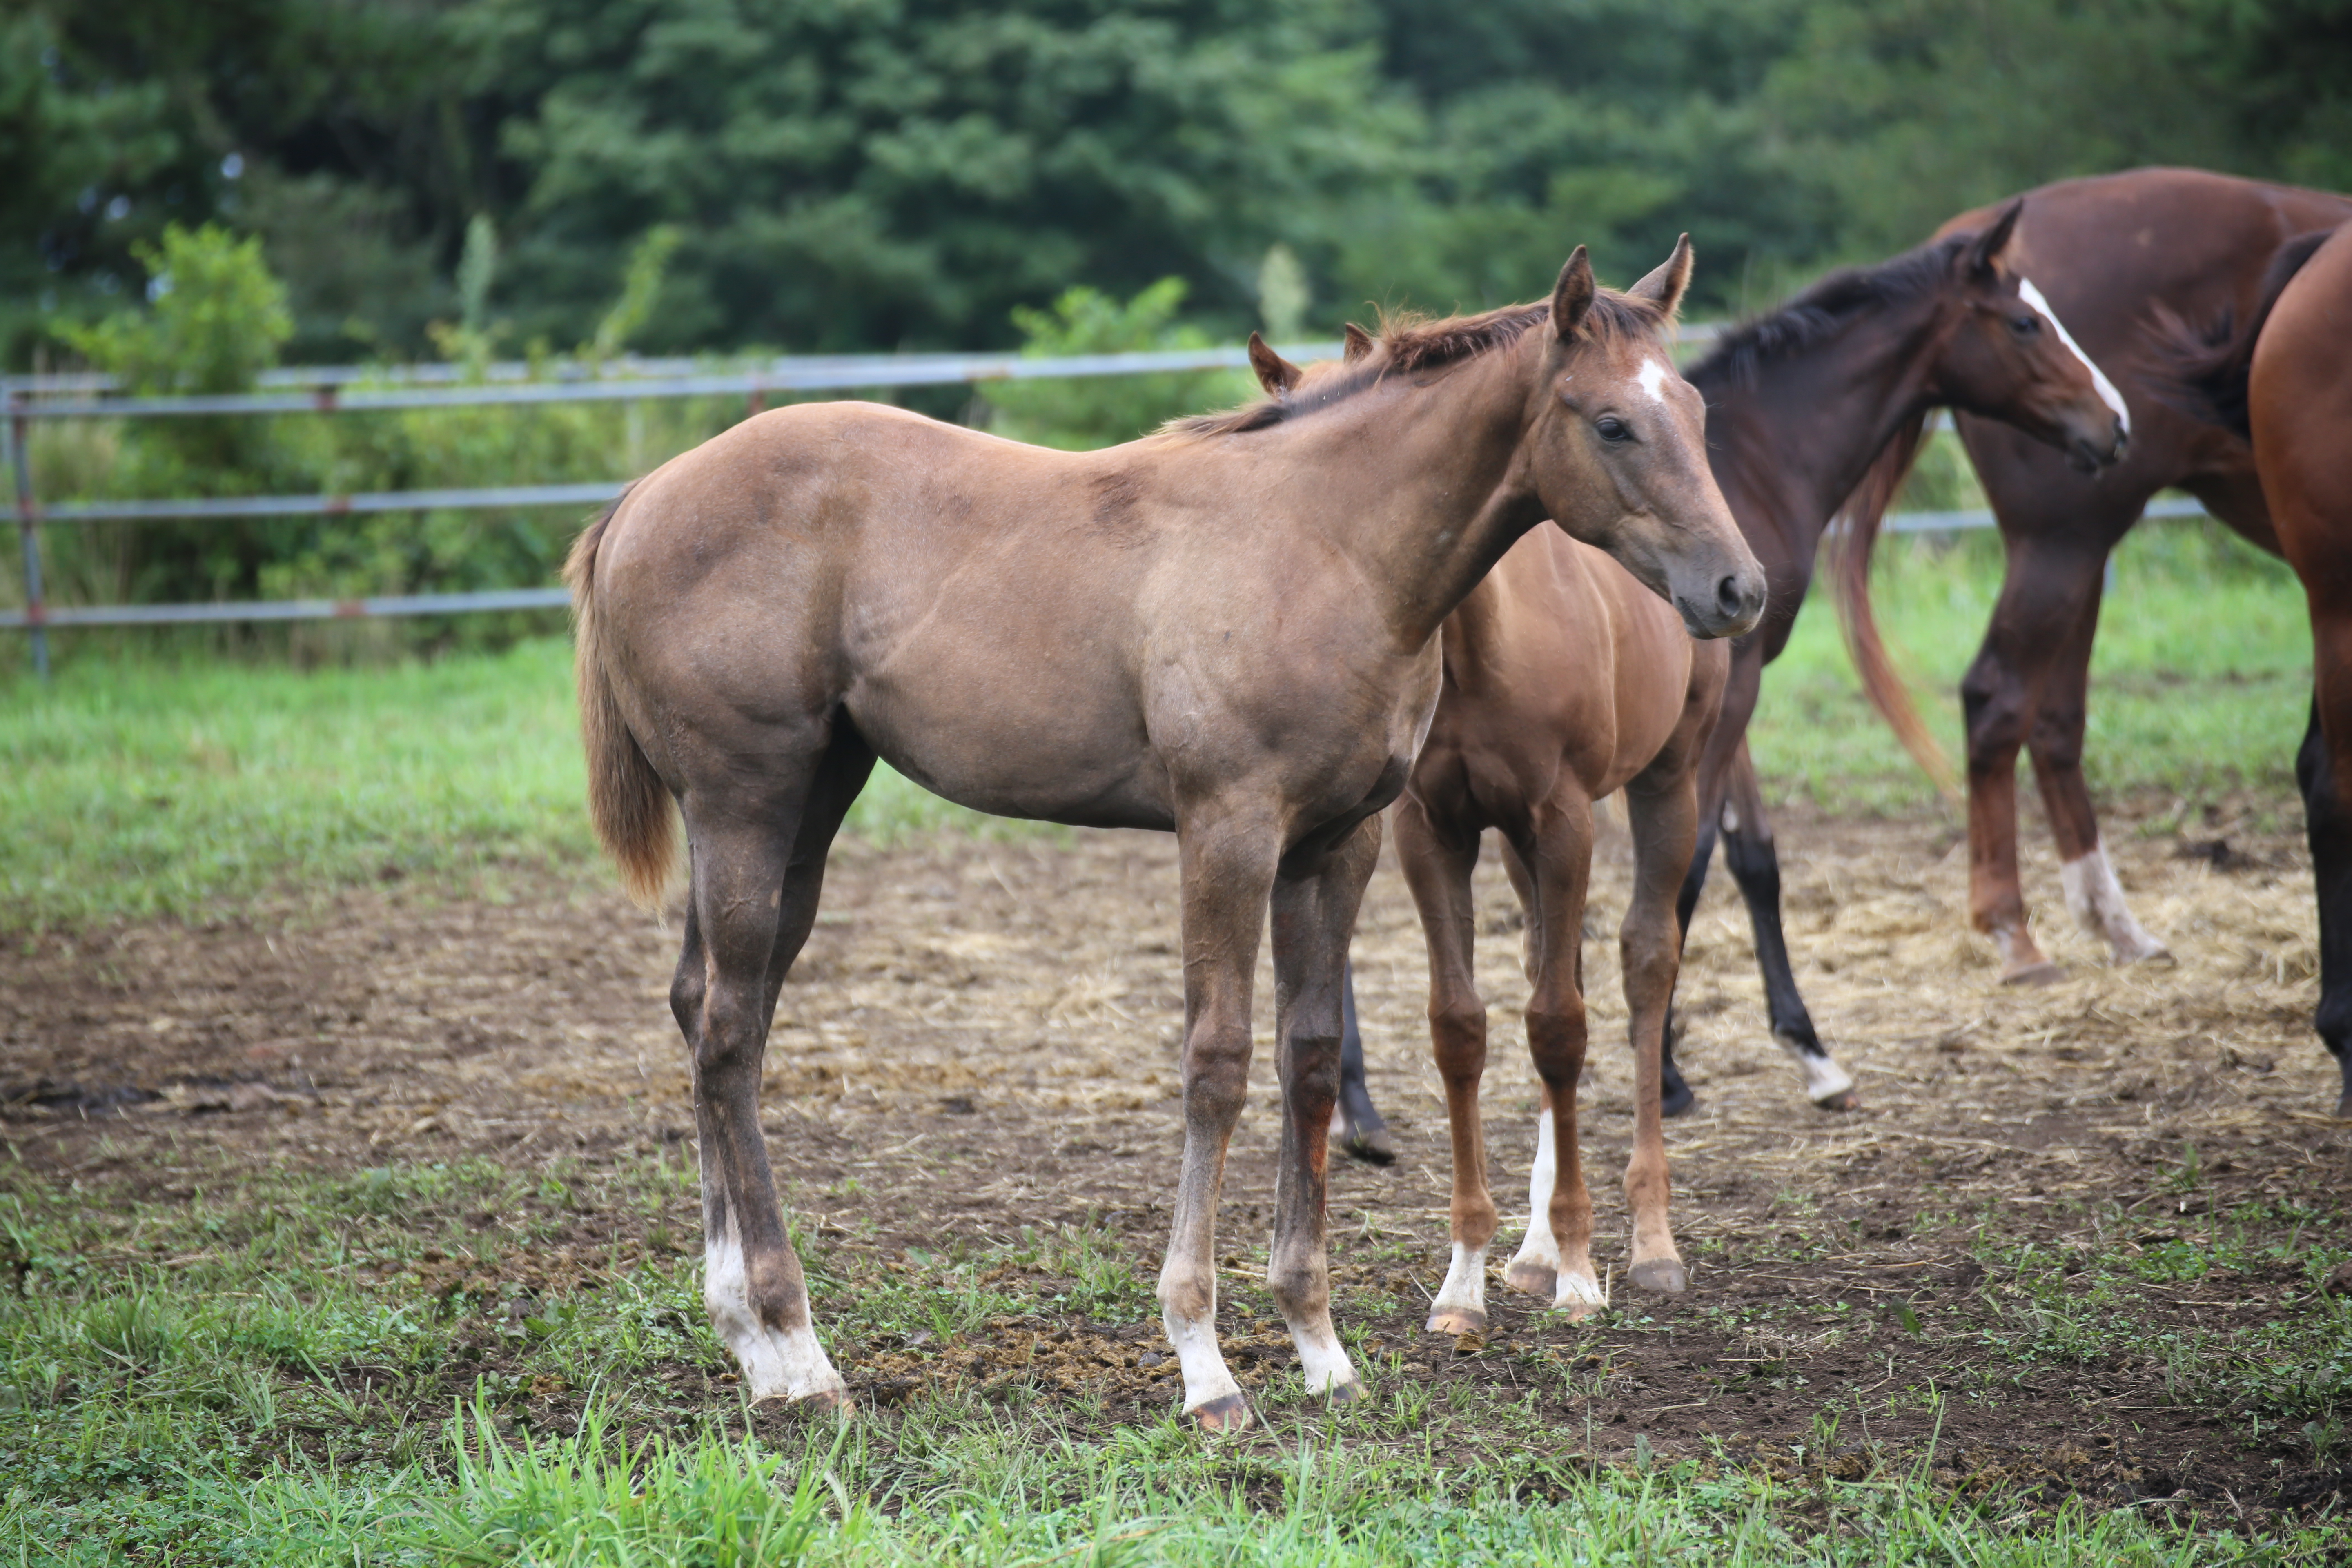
[672,733,873,1408]
[1619,772,1694,1296]
[1266,818,1382,1401]
[1502,797,1604,1316]
[1717,744,1855,1111]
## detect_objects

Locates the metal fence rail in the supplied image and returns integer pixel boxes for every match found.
[2,325,2208,674]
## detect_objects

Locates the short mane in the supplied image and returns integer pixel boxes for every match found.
[1166,287,1668,440]
[1686,233,1974,389]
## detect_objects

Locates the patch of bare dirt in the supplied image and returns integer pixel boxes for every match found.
[4,800,2350,1519]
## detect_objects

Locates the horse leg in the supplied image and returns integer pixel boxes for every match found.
[1332,960,1395,1164]
[1266,818,1382,1401]
[1718,742,1856,1109]
[2303,654,2352,1118]
[1960,537,2105,982]
[1659,635,1758,1116]
[1393,798,1496,1334]
[2026,566,2169,967]
[1619,771,1696,1296]
[1159,808,1281,1432]
[673,730,872,1408]
[1505,798,1603,1316]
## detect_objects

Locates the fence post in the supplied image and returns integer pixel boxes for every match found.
[8,402,47,680]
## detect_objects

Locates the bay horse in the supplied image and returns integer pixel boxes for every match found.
[1332,200,2132,1145]
[1250,334,1726,1326]
[2153,222,2352,1116]
[565,241,1766,1432]
[1837,169,2352,986]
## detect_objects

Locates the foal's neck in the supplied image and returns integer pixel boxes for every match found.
[1278,343,1548,652]
[1695,301,1953,558]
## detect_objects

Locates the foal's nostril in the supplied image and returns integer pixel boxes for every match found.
[1716,575,1753,620]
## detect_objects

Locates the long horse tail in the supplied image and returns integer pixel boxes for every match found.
[1828,408,1962,800]
[2143,226,2337,440]
[564,485,675,906]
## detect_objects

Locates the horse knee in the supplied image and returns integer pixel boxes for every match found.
[1184,1030,1252,1124]
[1428,997,1487,1076]
[1524,1004,1587,1086]
[1287,1032,1342,1119]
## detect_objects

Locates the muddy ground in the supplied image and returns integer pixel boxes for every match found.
[6,799,2350,1521]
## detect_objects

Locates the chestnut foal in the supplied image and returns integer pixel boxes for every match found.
[567,241,1763,1431]
[1250,331,1724,1327]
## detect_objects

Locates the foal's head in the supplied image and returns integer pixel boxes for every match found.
[1911,199,2130,472]
[1248,239,1766,639]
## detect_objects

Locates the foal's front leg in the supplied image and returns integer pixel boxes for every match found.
[1159,812,1281,1432]
[1266,817,1381,1403]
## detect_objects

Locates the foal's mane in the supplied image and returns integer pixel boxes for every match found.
[1165,288,1668,440]
[1685,233,1976,389]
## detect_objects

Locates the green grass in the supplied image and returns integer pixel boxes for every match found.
[2,1155,2331,1566]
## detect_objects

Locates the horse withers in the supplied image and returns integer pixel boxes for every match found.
[2154,223,2352,1116]
[566,240,1764,1431]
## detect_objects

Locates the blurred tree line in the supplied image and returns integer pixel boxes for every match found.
[8,0,2347,368]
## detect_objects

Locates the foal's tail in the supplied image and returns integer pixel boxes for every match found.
[2143,226,2337,440]
[1829,409,1961,801]
[564,487,675,906]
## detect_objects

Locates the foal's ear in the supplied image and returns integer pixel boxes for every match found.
[1341,322,1376,362]
[1961,198,2025,280]
[1551,246,1596,340]
[1627,234,1694,319]
[1246,331,1303,394]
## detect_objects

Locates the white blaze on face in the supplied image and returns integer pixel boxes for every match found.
[2016,278,2131,436]
[1635,357,1673,406]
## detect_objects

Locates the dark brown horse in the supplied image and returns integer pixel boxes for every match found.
[2154,222,2352,1115]
[1333,201,2131,1141]
[1253,333,1724,1327]
[1838,169,2352,988]
[566,242,1765,1431]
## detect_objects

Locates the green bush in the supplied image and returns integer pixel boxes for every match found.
[978,277,1252,451]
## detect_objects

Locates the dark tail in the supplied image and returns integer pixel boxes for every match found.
[2143,227,2337,440]
[564,486,675,906]
[1829,409,1960,799]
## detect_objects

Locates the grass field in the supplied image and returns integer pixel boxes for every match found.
[2,517,2341,1564]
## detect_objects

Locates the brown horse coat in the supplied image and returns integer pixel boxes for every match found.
[566,243,1765,1430]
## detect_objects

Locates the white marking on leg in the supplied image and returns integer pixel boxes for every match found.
[2018,278,2131,435]
[1555,1266,1605,1313]
[2060,842,2169,963]
[1164,1299,1243,1412]
[1506,1110,1564,1281]
[1636,357,1672,405]
[1991,924,2042,974]
[1287,1316,1358,1394]
[1429,1241,1489,1326]
[704,1216,843,1403]
[1775,1031,1854,1105]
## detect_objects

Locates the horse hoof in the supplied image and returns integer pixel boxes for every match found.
[1324,1378,1365,1407]
[1503,1261,1557,1298]
[761,1385,852,1417]
[2001,960,2065,986]
[1660,1082,1697,1118]
[1340,1126,1396,1166]
[1813,1089,1860,1113]
[1425,1306,1487,1336]
[2335,1090,2352,1123]
[1187,1392,1254,1434]
[1627,1258,1688,1295]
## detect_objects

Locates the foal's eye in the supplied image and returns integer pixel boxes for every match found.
[1595,415,1633,443]
[2008,313,2042,338]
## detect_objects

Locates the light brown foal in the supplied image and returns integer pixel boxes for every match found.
[566,241,1763,1432]
[1257,337,1720,1327]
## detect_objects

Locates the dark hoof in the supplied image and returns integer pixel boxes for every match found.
[1188,1392,1254,1434]
[1627,1258,1688,1294]
[1425,1305,1487,1336]
[2336,1091,2352,1123]
[1503,1260,1556,1298]
[760,1385,852,1417]
[1660,1080,1697,1118]
[1813,1089,1860,1113]
[1339,1125,1396,1166]
[1324,1378,1365,1406]
[2002,961,2065,987]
